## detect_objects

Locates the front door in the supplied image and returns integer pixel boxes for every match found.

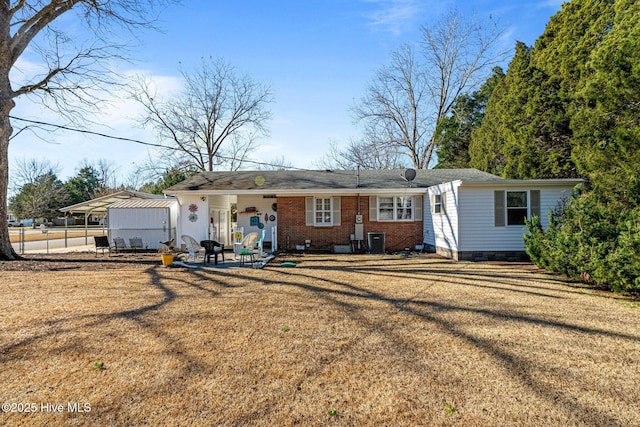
[209,208,230,246]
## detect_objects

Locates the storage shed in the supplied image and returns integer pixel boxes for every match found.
[107,199,178,250]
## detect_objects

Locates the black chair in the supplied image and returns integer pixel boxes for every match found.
[94,236,111,257]
[200,240,225,265]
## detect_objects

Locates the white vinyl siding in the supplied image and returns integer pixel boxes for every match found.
[460,187,566,252]
[427,183,460,253]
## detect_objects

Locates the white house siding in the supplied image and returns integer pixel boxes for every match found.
[176,195,210,246]
[458,186,573,253]
[236,195,277,242]
[426,181,461,257]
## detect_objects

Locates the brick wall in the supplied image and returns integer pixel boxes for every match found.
[277,195,423,252]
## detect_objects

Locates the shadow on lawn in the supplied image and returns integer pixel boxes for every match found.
[229,263,636,426]
[2,256,636,425]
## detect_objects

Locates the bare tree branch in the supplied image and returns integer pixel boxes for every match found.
[131,57,274,172]
[0,0,174,260]
[351,9,507,169]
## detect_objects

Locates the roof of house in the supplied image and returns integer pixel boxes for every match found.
[164,168,506,195]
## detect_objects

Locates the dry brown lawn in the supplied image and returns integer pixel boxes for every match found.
[1,253,639,426]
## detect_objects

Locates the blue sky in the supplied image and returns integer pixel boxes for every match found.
[10,0,566,184]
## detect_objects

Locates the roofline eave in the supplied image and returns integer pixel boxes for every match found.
[165,187,429,197]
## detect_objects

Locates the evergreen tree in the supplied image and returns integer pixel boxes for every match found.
[65,166,102,206]
[434,67,505,169]
[522,0,640,293]
[9,172,70,225]
[470,42,532,176]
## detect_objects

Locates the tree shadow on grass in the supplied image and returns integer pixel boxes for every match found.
[243,265,637,426]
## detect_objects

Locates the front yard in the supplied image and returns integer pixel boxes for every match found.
[1,253,638,426]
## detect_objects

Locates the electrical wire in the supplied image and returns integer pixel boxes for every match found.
[8,115,313,171]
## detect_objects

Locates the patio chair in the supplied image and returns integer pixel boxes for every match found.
[200,240,225,265]
[113,237,127,253]
[257,229,266,257]
[181,235,205,263]
[236,232,261,266]
[129,237,144,253]
[94,235,111,257]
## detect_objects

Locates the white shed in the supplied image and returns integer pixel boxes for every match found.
[107,199,178,250]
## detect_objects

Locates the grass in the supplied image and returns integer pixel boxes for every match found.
[1,254,639,426]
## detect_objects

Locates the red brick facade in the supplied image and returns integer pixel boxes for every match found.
[277,195,423,253]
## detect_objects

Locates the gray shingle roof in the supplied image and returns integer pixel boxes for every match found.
[164,168,504,193]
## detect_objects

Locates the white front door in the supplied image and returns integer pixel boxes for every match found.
[209,208,230,246]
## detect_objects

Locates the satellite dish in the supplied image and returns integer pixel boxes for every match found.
[403,168,416,182]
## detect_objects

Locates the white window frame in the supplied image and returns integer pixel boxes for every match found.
[314,197,333,226]
[433,193,445,214]
[506,191,528,226]
[377,196,414,222]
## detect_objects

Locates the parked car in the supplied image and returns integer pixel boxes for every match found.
[7,219,23,227]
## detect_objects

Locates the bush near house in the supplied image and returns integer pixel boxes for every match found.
[525,190,640,294]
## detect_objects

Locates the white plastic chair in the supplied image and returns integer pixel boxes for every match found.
[181,235,205,262]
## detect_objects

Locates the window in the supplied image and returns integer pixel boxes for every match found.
[377,196,413,221]
[434,193,445,214]
[495,190,540,227]
[506,191,528,225]
[306,196,341,227]
[315,197,332,226]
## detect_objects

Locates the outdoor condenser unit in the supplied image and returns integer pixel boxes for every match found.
[368,232,385,254]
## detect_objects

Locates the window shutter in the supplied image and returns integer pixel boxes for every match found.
[441,191,446,214]
[494,190,505,227]
[369,196,377,221]
[530,190,541,218]
[414,195,423,221]
[305,197,314,226]
[332,197,341,225]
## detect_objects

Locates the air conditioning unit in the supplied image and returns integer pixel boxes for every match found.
[368,232,385,254]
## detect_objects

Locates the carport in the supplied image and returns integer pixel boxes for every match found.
[58,191,170,246]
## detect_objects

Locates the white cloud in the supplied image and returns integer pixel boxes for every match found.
[365,0,428,35]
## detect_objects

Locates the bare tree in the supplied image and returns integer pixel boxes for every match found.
[131,57,274,172]
[315,139,406,170]
[352,9,506,169]
[255,155,294,171]
[352,44,428,169]
[78,158,120,195]
[10,157,61,194]
[0,1,171,260]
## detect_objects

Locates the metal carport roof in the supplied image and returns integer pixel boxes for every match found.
[58,191,170,215]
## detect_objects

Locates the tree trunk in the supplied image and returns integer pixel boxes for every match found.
[0,60,18,259]
[0,99,18,260]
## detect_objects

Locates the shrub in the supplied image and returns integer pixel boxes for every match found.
[524,190,640,294]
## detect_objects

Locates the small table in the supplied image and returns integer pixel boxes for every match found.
[239,250,256,267]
